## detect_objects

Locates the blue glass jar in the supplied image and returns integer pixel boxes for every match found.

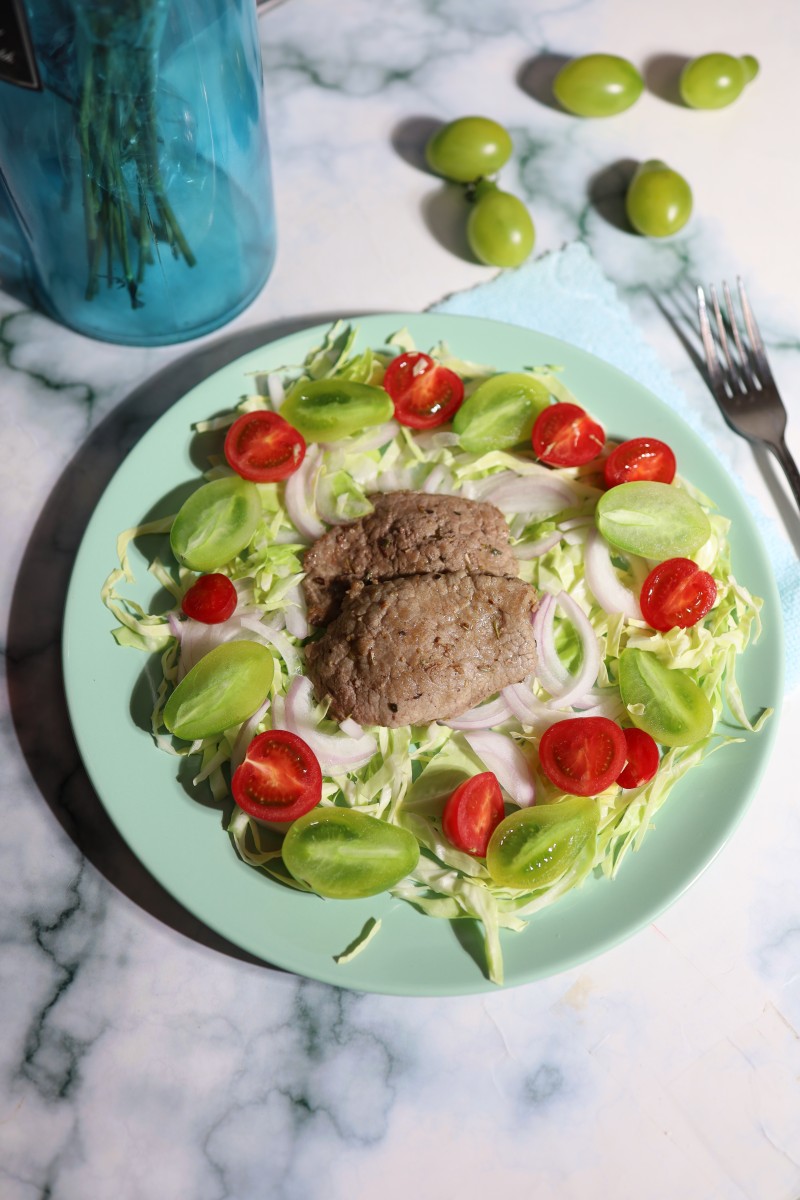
[0,0,277,345]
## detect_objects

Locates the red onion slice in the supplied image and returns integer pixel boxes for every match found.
[484,475,577,517]
[543,592,602,709]
[584,528,642,619]
[463,730,536,807]
[284,445,325,541]
[281,676,377,771]
[445,695,514,730]
[512,529,564,560]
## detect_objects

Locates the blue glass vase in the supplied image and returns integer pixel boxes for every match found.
[0,0,277,345]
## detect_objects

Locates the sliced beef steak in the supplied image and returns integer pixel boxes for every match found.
[302,491,517,626]
[305,571,537,728]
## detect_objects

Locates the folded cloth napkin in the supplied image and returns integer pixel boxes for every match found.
[429,239,799,693]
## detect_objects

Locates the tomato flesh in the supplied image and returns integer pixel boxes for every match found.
[383,352,465,430]
[640,557,717,631]
[603,437,676,488]
[442,771,505,857]
[617,727,660,789]
[538,716,627,796]
[181,573,238,624]
[532,402,605,467]
[224,410,306,482]
[231,730,322,823]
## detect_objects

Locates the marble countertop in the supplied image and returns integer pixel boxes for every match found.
[2,1,799,1196]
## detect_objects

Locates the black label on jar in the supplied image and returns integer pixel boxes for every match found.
[0,0,41,90]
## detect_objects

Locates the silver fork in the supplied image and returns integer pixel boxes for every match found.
[697,279,800,510]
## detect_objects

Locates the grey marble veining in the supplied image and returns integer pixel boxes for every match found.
[2,1,799,1197]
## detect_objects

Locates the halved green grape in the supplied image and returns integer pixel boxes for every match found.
[486,798,600,890]
[618,648,713,747]
[280,378,394,443]
[625,160,693,238]
[679,53,759,110]
[596,481,711,560]
[282,808,420,899]
[170,476,262,572]
[552,53,644,117]
[163,641,274,741]
[454,372,551,452]
[425,116,513,183]
[466,181,535,268]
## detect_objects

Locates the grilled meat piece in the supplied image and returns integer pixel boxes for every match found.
[302,490,517,626]
[305,571,537,728]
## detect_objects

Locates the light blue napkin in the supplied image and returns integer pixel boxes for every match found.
[429,240,799,693]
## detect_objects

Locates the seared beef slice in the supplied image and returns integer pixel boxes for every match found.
[302,491,518,625]
[306,571,537,727]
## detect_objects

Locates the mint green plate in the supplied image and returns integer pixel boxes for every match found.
[62,313,783,995]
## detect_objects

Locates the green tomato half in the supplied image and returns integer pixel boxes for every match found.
[425,116,513,183]
[163,641,274,741]
[596,481,711,560]
[486,797,599,890]
[280,378,394,443]
[170,476,262,572]
[625,160,693,238]
[679,53,759,110]
[282,808,420,899]
[552,53,644,117]
[618,648,713,748]
[453,372,551,453]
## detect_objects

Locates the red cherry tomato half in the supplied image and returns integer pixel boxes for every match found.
[181,573,238,624]
[617,728,660,789]
[224,410,306,482]
[442,771,505,856]
[603,437,676,488]
[231,730,322,824]
[538,716,627,797]
[382,351,465,430]
[640,557,717,632]
[532,402,605,468]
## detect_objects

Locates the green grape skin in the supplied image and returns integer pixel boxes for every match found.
[679,53,759,110]
[552,53,644,117]
[466,182,535,268]
[453,372,551,452]
[624,160,693,238]
[170,476,262,572]
[596,480,711,560]
[425,116,513,183]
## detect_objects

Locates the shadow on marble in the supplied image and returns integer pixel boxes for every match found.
[587,158,638,234]
[652,284,800,556]
[642,53,691,107]
[6,308,370,972]
[391,114,443,175]
[516,53,570,112]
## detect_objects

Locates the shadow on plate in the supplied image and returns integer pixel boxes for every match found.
[6,308,372,974]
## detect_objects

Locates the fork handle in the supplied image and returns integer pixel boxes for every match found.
[770,437,800,511]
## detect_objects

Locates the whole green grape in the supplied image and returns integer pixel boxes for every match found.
[466,181,535,267]
[679,53,759,109]
[425,116,513,183]
[624,160,693,238]
[553,53,644,117]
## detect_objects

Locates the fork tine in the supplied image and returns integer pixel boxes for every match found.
[737,277,776,389]
[696,286,725,391]
[709,283,744,392]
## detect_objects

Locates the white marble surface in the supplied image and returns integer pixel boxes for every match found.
[2,1,800,1196]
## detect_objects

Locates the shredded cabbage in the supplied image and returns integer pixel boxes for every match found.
[103,323,768,987]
